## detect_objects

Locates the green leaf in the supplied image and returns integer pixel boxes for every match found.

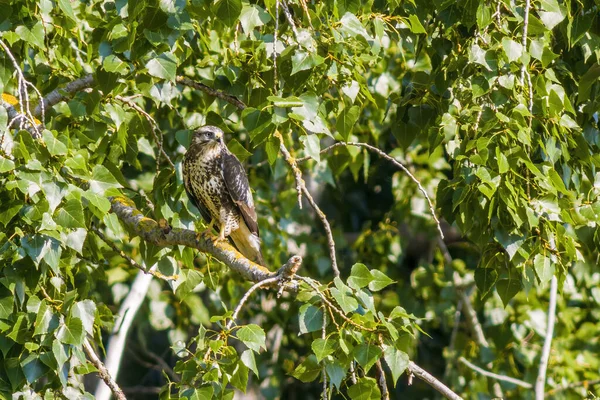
[241,349,259,378]
[368,270,394,291]
[353,343,382,373]
[55,199,86,229]
[348,263,373,290]
[213,0,242,27]
[189,386,214,400]
[21,234,51,266]
[533,254,555,285]
[339,12,371,41]
[227,139,253,162]
[325,361,345,389]
[336,106,360,141]
[239,4,270,35]
[0,296,14,320]
[102,55,129,75]
[348,377,381,400]
[383,346,409,386]
[21,353,47,384]
[577,63,600,104]
[57,0,78,22]
[89,165,122,194]
[291,51,325,75]
[501,38,523,63]
[330,281,358,314]
[42,130,68,156]
[236,324,265,353]
[300,134,320,163]
[291,355,321,382]
[298,304,323,334]
[311,337,336,362]
[242,107,273,144]
[475,268,499,298]
[146,53,178,81]
[15,23,45,48]
[496,278,522,307]
[72,300,96,335]
[408,15,426,34]
[268,96,304,108]
[0,156,15,173]
[56,317,84,345]
[539,10,566,30]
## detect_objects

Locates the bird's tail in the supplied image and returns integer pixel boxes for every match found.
[230,222,265,266]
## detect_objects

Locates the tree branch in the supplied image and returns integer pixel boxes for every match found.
[299,142,444,240]
[176,76,247,110]
[459,357,532,389]
[83,338,127,400]
[33,74,95,118]
[108,196,300,290]
[408,361,463,400]
[535,275,558,399]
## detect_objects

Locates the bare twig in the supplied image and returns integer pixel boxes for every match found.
[299,142,444,240]
[535,275,558,399]
[545,378,600,397]
[176,76,246,110]
[298,0,313,29]
[273,0,280,92]
[321,311,328,400]
[83,339,127,400]
[280,0,300,39]
[226,276,280,330]
[276,132,340,277]
[520,0,531,85]
[459,357,532,389]
[92,225,177,281]
[408,361,463,400]
[375,359,390,400]
[114,95,175,169]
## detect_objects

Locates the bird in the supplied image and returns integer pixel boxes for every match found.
[182,125,265,266]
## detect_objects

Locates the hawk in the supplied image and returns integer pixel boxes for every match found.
[183,125,265,265]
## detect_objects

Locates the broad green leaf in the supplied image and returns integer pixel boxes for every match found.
[325,361,345,389]
[21,234,51,266]
[348,377,381,400]
[408,15,426,34]
[236,324,265,353]
[0,156,15,173]
[336,106,360,141]
[383,346,409,386]
[330,285,358,314]
[72,300,96,335]
[89,165,122,194]
[213,0,242,27]
[227,139,253,162]
[268,96,304,108]
[533,254,555,285]
[56,317,84,345]
[57,0,77,22]
[15,23,45,48]
[368,270,394,291]
[241,349,259,378]
[55,199,86,229]
[146,53,178,81]
[239,4,270,35]
[42,130,68,156]
[475,268,499,298]
[300,134,320,163]
[502,38,523,63]
[102,55,129,75]
[339,12,371,41]
[311,337,336,362]
[496,278,522,307]
[298,304,323,334]
[291,355,321,382]
[21,354,47,384]
[348,263,373,290]
[291,51,325,75]
[0,296,14,320]
[353,343,381,373]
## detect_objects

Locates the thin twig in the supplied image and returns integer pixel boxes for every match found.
[408,361,463,400]
[226,276,280,330]
[83,339,127,400]
[114,95,175,169]
[176,76,247,110]
[92,225,177,281]
[375,359,390,400]
[280,0,300,39]
[520,0,531,85]
[459,357,532,389]
[276,132,340,277]
[34,74,95,118]
[299,142,444,240]
[545,378,600,397]
[298,0,313,29]
[535,275,558,399]
[274,0,280,92]
[321,310,328,400]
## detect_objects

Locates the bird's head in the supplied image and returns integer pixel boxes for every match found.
[191,125,224,146]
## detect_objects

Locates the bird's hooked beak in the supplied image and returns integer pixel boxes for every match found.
[192,125,224,146]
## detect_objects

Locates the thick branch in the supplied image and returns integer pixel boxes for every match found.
[176,76,246,111]
[408,362,463,400]
[535,275,558,399]
[34,74,95,118]
[109,196,299,289]
[83,339,127,400]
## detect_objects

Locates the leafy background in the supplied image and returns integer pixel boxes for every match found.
[0,0,599,398]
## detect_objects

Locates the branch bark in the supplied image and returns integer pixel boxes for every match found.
[176,76,247,110]
[109,196,300,290]
[83,338,127,400]
[535,275,558,399]
[408,361,463,400]
[459,357,532,389]
[33,74,95,118]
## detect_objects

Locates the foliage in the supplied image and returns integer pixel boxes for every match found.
[0,0,599,398]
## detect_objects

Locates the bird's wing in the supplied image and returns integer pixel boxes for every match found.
[221,148,260,236]
[183,151,213,224]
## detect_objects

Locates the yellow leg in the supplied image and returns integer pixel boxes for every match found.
[201,219,215,235]
[216,222,227,242]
